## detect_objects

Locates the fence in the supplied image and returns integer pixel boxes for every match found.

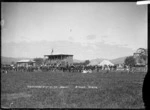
[132,66,147,73]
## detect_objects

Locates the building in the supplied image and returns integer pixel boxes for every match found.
[44,54,73,66]
[17,60,36,67]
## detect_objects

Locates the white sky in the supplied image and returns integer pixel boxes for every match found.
[2,2,147,60]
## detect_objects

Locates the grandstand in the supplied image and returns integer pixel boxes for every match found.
[44,54,73,66]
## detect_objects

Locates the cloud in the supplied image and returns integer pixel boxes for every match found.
[103,40,131,50]
[91,44,98,50]
[87,49,93,53]
[80,42,88,47]
[101,35,108,38]
[99,35,132,49]
[86,34,96,40]
[68,36,74,41]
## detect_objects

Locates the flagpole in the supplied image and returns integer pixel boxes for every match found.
[51,49,53,55]
[50,48,53,66]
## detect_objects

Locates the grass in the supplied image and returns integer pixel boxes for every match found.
[1,71,146,108]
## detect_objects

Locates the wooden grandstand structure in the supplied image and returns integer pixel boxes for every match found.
[44,54,73,66]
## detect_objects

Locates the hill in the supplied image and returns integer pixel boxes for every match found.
[89,56,127,65]
[1,56,32,65]
[110,56,127,64]
[2,56,85,65]
[88,58,105,65]
[73,59,85,63]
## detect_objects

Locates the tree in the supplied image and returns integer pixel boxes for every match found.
[11,61,15,65]
[124,56,136,68]
[135,48,147,65]
[140,54,147,61]
[33,58,44,66]
[83,60,90,65]
[139,49,147,65]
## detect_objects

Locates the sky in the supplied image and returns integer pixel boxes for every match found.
[1,2,147,60]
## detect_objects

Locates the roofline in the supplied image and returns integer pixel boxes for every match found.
[44,54,73,57]
[17,60,35,63]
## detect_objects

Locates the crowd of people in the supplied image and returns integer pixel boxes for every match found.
[1,63,132,74]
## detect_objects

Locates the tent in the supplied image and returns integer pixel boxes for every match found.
[98,60,114,66]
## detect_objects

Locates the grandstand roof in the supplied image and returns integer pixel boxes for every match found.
[17,60,35,63]
[44,54,73,57]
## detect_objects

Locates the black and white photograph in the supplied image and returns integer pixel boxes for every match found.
[1,2,148,108]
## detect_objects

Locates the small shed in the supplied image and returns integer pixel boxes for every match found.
[17,60,35,67]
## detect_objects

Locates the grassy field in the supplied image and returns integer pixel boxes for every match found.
[1,71,146,108]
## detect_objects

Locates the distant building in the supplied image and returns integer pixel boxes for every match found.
[44,54,73,66]
[17,60,36,67]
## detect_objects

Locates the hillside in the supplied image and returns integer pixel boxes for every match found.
[73,59,85,63]
[2,56,85,65]
[110,56,127,64]
[1,56,32,65]
[89,56,127,65]
[88,58,105,65]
